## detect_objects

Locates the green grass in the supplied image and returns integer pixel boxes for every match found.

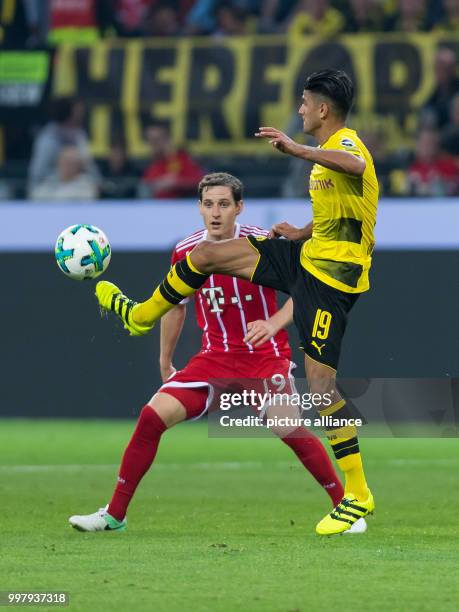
[1,420,458,612]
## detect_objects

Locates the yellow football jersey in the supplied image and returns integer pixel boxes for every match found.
[300,127,379,293]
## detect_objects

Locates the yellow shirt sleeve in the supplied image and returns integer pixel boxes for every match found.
[326,133,363,158]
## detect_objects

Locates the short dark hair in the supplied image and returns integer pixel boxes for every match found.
[50,97,77,123]
[303,70,354,119]
[146,121,170,134]
[198,172,243,202]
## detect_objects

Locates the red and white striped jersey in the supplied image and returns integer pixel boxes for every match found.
[171,223,291,358]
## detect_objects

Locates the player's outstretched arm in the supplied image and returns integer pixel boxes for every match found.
[255,127,365,176]
[244,298,294,346]
[160,304,186,382]
[299,146,365,176]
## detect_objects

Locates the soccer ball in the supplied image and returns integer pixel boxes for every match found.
[55,224,111,280]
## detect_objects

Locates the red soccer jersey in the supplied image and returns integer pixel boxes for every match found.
[171,224,291,359]
[142,150,205,198]
[408,156,459,196]
[50,0,97,28]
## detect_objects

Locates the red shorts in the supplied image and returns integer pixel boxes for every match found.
[159,352,296,420]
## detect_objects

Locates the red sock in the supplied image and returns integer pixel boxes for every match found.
[282,427,344,507]
[108,406,167,521]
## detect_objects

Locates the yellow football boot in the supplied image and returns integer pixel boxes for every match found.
[316,490,375,536]
[95,281,153,336]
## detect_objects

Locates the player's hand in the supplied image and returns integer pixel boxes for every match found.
[255,127,302,156]
[244,320,276,347]
[269,221,303,241]
[160,361,177,383]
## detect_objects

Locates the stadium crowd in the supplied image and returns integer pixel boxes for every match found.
[1,0,459,199]
[3,0,459,43]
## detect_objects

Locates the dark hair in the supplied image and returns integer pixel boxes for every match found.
[111,133,127,149]
[50,97,78,123]
[198,172,243,202]
[152,0,178,11]
[146,121,170,133]
[217,2,247,18]
[303,70,354,119]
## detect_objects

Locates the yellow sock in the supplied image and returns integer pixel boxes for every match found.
[318,399,369,501]
[334,445,369,500]
[133,255,208,326]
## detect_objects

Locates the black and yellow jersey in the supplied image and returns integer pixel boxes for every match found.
[300,127,379,293]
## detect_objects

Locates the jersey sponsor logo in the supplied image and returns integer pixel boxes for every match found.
[311,340,326,355]
[340,138,356,148]
[202,286,254,313]
[202,287,225,313]
[309,178,334,191]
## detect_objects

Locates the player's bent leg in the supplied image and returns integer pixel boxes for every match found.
[304,356,374,535]
[106,394,186,521]
[263,399,302,439]
[189,238,259,278]
[305,355,369,497]
[147,392,187,428]
[263,400,344,508]
[280,428,345,508]
[132,239,259,327]
[69,395,186,532]
[265,396,367,532]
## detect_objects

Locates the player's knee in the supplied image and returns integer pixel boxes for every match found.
[189,241,219,274]
[147,392,186,428]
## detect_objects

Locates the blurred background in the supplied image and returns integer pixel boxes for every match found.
[0,0,458,417]
[2,0,459,199]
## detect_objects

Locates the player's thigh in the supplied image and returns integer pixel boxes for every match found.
[155,353,228,423]
[292,271,359,376]
[189,238,259,280]
[147,391,187,428]
[158,386,209,422]
[253,355,296,394]
[264,398,303,438]
[248,236,301,293]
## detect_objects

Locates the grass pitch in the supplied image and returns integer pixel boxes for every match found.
[1,420,458,612]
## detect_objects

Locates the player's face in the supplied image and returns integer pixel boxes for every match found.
[298,90,324,134]
[199,186,243,240]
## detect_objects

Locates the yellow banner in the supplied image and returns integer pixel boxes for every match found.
[53,34,459,157]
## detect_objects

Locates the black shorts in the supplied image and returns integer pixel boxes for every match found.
[247,236,359,370]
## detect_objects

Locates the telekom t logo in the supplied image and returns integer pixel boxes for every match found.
[202,287,224,313]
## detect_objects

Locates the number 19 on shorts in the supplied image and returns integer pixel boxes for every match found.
[312,308,332,339]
